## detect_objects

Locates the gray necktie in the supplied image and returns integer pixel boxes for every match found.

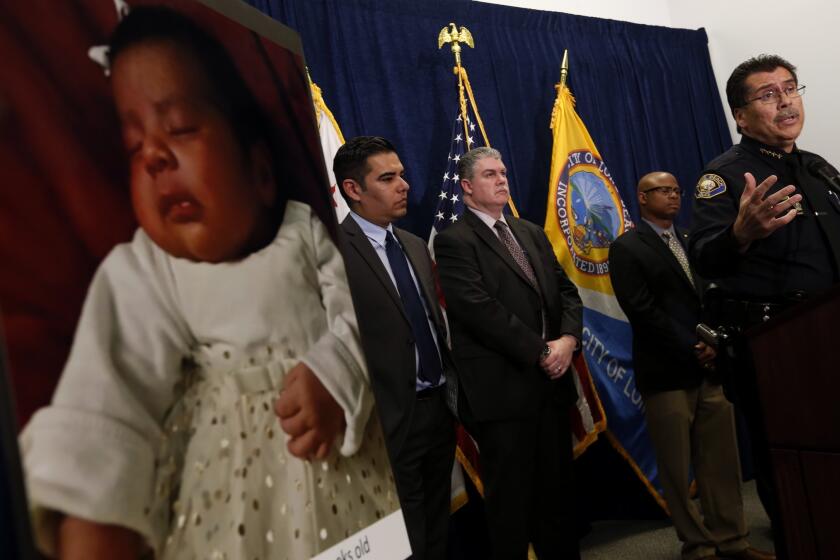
[662,231,695,288]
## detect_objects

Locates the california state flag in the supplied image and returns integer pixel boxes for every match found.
[311,82,350,222]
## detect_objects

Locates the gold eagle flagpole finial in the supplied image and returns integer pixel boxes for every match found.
[438,22,476,143]
[438,22,474,73]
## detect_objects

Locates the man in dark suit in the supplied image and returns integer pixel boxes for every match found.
[334,136,456,560]
[609,171,774,560]
[433,147,582,560]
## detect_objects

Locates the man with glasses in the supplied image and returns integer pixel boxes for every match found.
[610,172,773,560]
[689,54,840,558]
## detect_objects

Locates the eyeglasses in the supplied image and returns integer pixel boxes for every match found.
[642,186,681,196]
[745,84,806,105]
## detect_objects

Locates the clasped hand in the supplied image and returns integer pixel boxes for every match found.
[540,335,577,379]
[694,340,716,369]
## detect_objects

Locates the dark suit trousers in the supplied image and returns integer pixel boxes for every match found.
[471,393,580,560]
[390,390,456,560]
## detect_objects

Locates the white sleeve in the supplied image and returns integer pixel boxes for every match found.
[298,211,374,457]
[19,231,192,556]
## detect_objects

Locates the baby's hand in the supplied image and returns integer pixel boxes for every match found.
[274,363,345,461]
[59,515,143,559]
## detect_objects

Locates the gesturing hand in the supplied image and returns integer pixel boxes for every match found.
[732,172,801,251]
[274,363,345,461]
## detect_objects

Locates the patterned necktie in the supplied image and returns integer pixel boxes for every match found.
[494,221,538,289]
[494,221,547,335]
[662,231,695,288]
[384,232,443,385]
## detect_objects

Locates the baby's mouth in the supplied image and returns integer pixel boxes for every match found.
[159,194,202,223]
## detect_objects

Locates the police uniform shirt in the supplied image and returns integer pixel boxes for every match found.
[689,134,840,299]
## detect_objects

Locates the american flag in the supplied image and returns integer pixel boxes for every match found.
[428,110,483,255]
[427,108,486,501]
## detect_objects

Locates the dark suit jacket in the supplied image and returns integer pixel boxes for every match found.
[339,216,456,457]
[433,209,582,422]
[609,220,706,396]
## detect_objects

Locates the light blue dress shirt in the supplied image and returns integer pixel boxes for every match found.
[349,212,445,391]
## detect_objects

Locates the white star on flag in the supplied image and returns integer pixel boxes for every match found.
[428,104,487,257]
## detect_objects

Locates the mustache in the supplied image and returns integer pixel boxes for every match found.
[776,108,800,122]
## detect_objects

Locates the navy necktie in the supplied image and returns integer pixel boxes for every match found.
[384,231,443,385]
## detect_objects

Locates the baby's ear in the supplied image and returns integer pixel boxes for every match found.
[250,141,276,206]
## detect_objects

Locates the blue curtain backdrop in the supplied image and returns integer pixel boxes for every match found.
[246,0,735,522]
[248,0,731,233]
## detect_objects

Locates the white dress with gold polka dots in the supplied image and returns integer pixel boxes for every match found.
[21,201,400,559]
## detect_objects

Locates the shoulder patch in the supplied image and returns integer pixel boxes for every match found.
[695,174,726,199]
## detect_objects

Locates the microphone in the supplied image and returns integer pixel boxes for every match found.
[806,158,840,196]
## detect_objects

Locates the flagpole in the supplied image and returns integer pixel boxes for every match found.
[437,23,517,216]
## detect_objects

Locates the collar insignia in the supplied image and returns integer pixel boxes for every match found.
[759,147,783,160]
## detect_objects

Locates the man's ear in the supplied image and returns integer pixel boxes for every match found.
[250,142,276,207]
[460,178,472,196]
[341,178,364,204]
[733,107,747,131]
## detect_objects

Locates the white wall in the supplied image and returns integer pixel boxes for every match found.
[479,0,840,162]
[476,0,672,27]
[670,0,839,162]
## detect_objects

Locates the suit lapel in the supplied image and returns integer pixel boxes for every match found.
[464,210,538,292]
[341,217,408,320]
[636,221,696,293]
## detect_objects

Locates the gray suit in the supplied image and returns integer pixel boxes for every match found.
[339,215,456,560]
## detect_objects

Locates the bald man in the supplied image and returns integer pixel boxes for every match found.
[609,173,774,560]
